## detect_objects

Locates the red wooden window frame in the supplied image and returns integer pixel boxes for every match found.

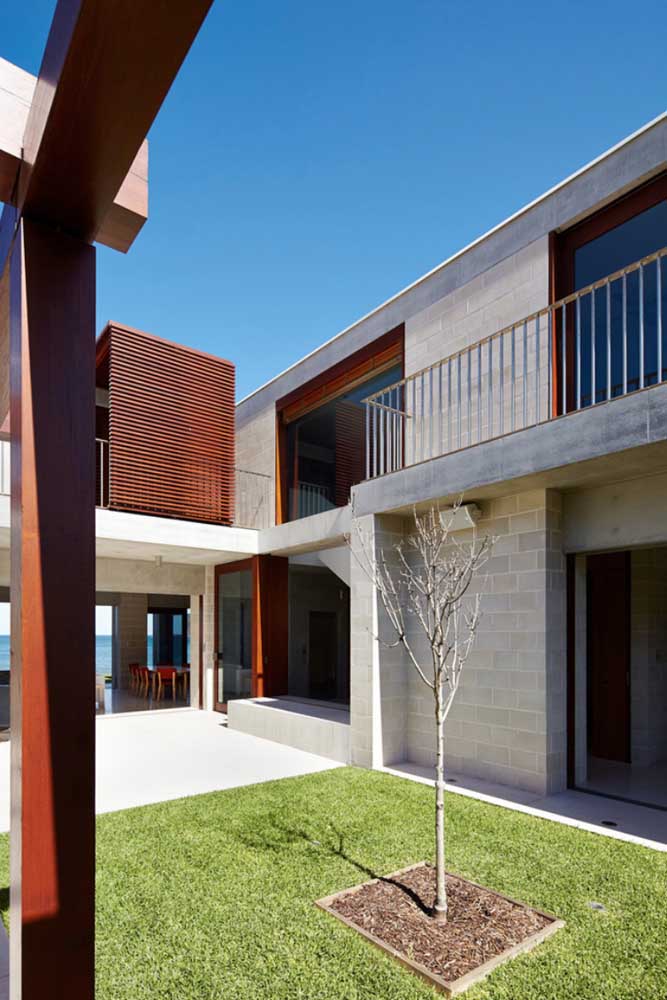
[275,325,404,523]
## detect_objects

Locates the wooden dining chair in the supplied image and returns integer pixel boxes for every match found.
[155,667,177,702]
[137,666,151,698]
[129,663,140,693]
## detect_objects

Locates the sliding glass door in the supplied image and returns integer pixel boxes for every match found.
[214,563,253,712]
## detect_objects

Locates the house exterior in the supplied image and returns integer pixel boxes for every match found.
[2,114,667,808]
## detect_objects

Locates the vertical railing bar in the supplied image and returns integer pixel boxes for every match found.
[394,388,399,471]
[420,372,425,463]
[410,378,417,465]
[373,404,378,478]
[590,288,596,406]
[510,327,516,430]
[379,405,384,476]
[622,273,628,394]
[365,405,370,480]
[639,264,645,389]
[448,359,452,453]
[561,305,567,415]
[467,348,472,447]
[487,337,493,441]
[457,354,462,450]
[499,332,504,436]
[389,391,394,472]
[438,363,443,457]
[659,258,664,383]
[535,314,540,423]
[522,319,528,428]
[477,342,482,444]
[576,296,581,410]
[606,282,611,401]
[429,367,434,459]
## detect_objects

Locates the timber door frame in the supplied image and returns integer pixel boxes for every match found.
[213,555,289,711]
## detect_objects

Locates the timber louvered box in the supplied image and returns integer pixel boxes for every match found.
[96,323,235,525]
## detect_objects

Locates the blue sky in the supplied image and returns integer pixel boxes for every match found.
[1,1,666,400]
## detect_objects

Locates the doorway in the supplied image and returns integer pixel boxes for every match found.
[308,611,338,700]
[569,547,667,809]
[587,552,631,763]
[214,561,253,712]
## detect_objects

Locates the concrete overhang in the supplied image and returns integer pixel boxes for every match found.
[94,508,258,565]
[351,383,667,517]
[258,504,351,556]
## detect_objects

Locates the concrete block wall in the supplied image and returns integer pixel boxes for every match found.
[631,548,667,766]
[403,237,550,466]
[405,236,549,376]
[113,592,147,689]
[405,489,567,795]
[235,407,276,527]
[349,513,409,768]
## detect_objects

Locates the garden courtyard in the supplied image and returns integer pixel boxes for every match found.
[1,765,665,999]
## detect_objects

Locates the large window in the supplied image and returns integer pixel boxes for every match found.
[555,175,667,411]
[277,329,403,522]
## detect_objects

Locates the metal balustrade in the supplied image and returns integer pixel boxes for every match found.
[290,481,334,519]
[363,246,667,478]
[234,467,272,529]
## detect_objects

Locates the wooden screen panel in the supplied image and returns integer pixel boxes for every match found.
[107,323,235,524]
[334,400,366,506]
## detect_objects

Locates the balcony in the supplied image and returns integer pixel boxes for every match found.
[363,246,667,478]
[94,440,271,530]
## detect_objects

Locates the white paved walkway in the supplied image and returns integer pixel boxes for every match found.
[0,710,341,832]
[387,761,667,852]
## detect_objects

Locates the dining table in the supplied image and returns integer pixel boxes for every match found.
[145,665,190,701]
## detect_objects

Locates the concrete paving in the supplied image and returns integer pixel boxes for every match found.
[0,709,341,833]
[387,761,667,852]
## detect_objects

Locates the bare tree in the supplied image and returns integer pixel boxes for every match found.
[351,503,491,922]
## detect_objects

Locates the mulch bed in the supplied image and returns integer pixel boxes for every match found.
[318,862,562,994]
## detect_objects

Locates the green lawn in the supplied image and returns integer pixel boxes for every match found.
[1,767,665,999]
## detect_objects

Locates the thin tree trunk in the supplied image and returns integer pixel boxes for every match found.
[433,700,447,922]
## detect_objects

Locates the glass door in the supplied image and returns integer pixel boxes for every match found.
[214,565,253,712]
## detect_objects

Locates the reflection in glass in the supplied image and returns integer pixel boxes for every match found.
[285,364,402,521]
[217,570,252,706]
[573,201,667,406]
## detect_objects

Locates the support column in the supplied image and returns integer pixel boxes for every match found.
[349,513,408,769]
[115,593,148,689]
[10,219,96,999]
[189,595,201,708]
[202,565,216,710]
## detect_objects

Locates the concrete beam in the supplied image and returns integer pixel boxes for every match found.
[351,384,667,518]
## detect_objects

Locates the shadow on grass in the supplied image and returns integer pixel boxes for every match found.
[240,818,431,915]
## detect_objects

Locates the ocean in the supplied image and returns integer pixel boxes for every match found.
[0,635,157,672]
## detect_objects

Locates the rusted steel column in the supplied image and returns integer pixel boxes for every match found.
[9,218,96,1000]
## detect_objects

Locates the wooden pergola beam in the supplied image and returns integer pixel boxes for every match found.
[1,3,215,998]
[0,56,148,254]
[17,0,211,244]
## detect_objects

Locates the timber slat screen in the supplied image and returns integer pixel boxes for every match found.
[100,323,235,524]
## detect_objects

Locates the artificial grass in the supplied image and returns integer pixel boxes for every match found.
[1,766,666,999]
